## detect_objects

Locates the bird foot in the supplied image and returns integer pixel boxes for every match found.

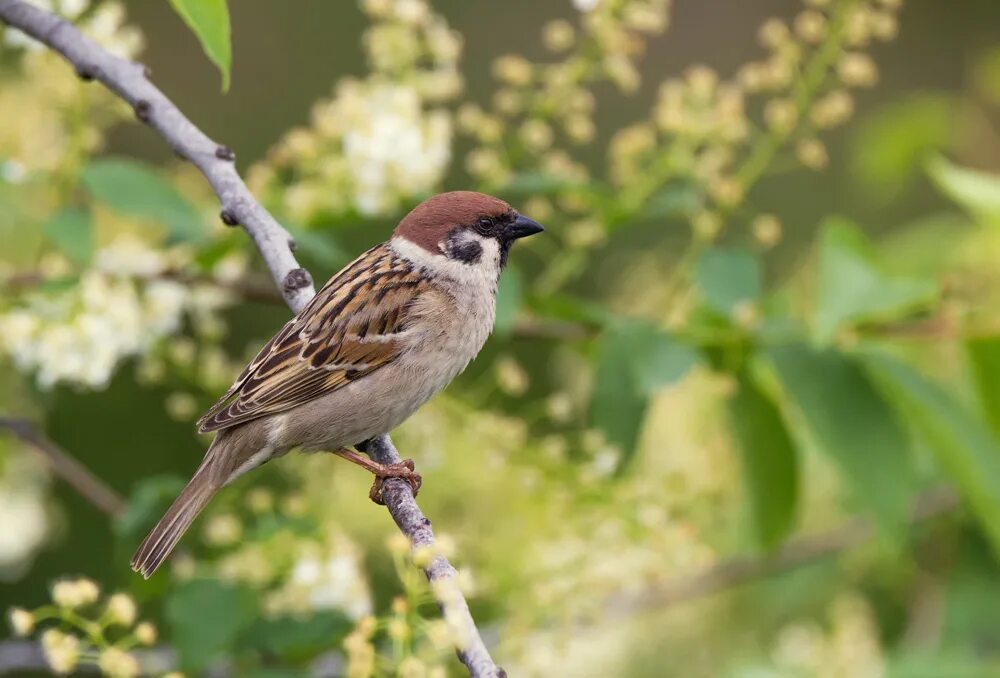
[369,459,422,505]
[332,448,422,505]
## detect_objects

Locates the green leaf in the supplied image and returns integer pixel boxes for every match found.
[167,0,232,90]
[973,46,1000,107]
[632,331,700,395]
[727,368,799,548]
[927,156,1000,226]
[167,578,258,670]
[814,218,937,343]
[499,172,587,196]
[285,225,347,269]
[494,265,522,337]
[530,293,614,327]
[114,475,187,540]
[82,159,204,243]
[238,611,352,660]
[633,183,701,223]
[766,345,916,531]
[694,247,761,316]
[863,353,1000,560]
[43,208,92,264]
[851,95,956,202]
[967,338,1000,439]
[242,670,310,678]
[590,320,699,472]
[888,652,1000,678]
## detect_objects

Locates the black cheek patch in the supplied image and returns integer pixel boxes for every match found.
[449,239,483,264]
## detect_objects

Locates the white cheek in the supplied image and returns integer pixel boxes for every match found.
[391,235,500,288]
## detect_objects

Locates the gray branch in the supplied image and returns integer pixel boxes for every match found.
[0,417,126,517]
[0,0,315,312]
[366,435,506,678]
[0,2,504,676]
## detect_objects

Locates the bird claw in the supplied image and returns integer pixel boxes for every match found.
[369,458,422,505]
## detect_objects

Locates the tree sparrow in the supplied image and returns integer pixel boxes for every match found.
[132,191,543,578]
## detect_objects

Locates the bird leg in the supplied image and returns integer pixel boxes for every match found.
[333,448,422,505]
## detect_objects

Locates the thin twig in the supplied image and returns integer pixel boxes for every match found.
[608,486,959,615]
[0,417,125,517]
[0,0,315,313]
[365,435,506,678]
[0,2,504,675]
[4,268,596,342]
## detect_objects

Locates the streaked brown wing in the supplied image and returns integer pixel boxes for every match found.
[197,243,428,433]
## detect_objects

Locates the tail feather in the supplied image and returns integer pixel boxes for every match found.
[131,472,218,579]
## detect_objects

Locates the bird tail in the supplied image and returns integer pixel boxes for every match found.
[131,452,223,579]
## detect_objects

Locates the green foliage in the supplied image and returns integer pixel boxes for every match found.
[166,578,258,670]
[589,320,698,472]
[115,475,188,541]
[927,156,1000,226]
[727,368,799,548]
[284,224,347,269]
[4,1,1000,676]
[851,95,956,201]
[81,159,206,243]
[973,46,1000,107]
[967,338,1000,438]
[694,247,761,317]
[766,345,916,531]
[167,0,232,90]
[43,208,92,264]
[494,265,523,337]
[864,353,1000,559]
[238,612,352,660]
[813,218,937,343]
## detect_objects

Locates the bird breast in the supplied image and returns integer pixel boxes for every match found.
[278,270,496,452]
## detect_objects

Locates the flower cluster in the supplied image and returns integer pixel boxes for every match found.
[341,533,462,678]
[0,447,51,577]
[0,235,235,389]
[460,0,672,188]
[769,593,885,677]
[265,531,374,619]
[248,0,462,221]
[2,0,143,57]
[1,1,141,180]
[166,485,376,623]
[610,0,902,244]
[8,579,161,677]
[609,0,901,247]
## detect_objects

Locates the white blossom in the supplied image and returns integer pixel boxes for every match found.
[0,236,229,390]
[2,1,142,59]
[0,453,50,577]
[269,535,373,620]
[337,83,452,215]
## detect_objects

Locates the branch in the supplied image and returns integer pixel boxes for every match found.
[0,0,315,313]
[4,268,594,342]
[607,485,959,615]
[0,417,125,517]
[366,435,505,678]
[0,640,176,676]
[0,3,504,675]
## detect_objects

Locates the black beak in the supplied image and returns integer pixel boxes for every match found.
[505,214,545,241]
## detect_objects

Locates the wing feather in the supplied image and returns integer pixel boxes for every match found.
[197,244,427,433]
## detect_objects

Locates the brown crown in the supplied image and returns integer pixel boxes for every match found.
[394,191,513,252]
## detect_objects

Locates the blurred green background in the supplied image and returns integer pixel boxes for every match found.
[2,0,1000,676]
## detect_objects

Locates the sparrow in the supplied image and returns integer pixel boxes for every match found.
[131,191,544,578]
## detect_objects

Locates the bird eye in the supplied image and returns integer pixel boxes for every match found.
[476,218,494,234]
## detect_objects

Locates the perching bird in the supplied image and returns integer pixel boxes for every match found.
[131,191,543,578]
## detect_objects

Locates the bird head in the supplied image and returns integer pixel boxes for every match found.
[394,191,544,272]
